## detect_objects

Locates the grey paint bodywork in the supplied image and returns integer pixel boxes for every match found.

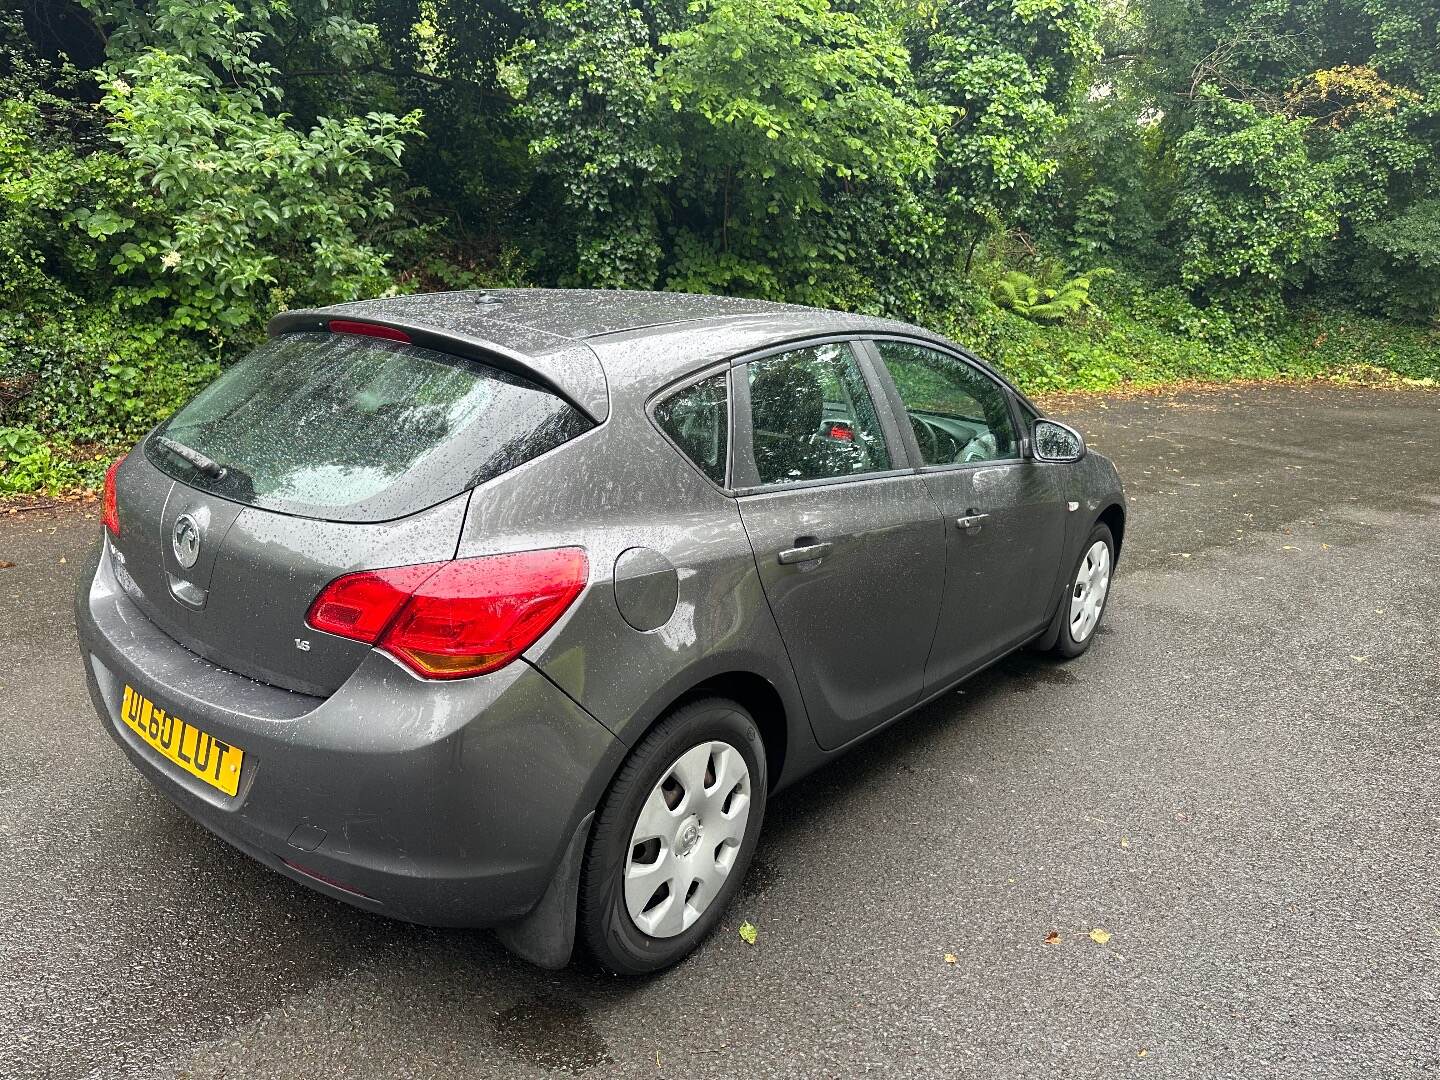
[76,539,624,927]
[75,288,1124,967]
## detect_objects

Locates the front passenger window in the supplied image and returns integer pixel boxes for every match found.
[746,343,890,486]
[876,341,1018,466]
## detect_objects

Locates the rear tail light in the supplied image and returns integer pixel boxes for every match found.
[101,455,125,536]
[306,563,444,643]
[306,548,588,680]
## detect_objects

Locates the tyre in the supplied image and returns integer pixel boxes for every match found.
[578,697,767,975]
[1053,523,1115,659]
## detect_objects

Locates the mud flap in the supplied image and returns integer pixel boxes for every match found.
[1030,580,1069,653]
[493,811,594,970]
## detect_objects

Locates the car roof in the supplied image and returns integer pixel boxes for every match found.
[270,288,1010,422]
[330,288,816,340]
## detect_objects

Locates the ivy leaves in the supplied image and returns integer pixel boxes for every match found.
[1171,91,1339,295]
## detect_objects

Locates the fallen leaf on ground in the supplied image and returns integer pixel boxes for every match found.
[943,953,957,965]
[1089,928,1112,944]
[1120,837,1130,849]
[1044,931,1061,945]
[1351,655,1368,663]
[0,561,14,569]
[1138,1048,1149,1058]
[738,921,758,946]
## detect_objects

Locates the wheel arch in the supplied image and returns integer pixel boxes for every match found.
[661,671,789,791]
[496,665,796,968]
[1097,501,1126,562]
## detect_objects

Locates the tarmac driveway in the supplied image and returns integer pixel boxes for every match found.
[1,383,1437,1079]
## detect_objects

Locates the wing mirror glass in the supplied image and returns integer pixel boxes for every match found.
[1032,419,1085,463]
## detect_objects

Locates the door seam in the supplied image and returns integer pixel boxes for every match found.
[909,474,950,694]
[733,496,819,747]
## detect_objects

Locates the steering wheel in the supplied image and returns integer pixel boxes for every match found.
[958,432,997,463]
[910,415,939,464]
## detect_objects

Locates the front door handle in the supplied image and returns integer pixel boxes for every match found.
[778,541,833,565]
[955,511,990,533]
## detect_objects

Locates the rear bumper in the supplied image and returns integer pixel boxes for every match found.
[75,536,623,928]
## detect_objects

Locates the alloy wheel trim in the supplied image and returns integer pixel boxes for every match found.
[1069,539,1111,642]
[622,740,752,939]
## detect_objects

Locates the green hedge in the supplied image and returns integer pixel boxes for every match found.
[945,274,1440,395]
[3,276,1434,498]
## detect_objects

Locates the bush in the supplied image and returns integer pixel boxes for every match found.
[0,306,217,441]
[943,266,1440,395]
[0,425,111,495]
[1350,199,1440,324]
[97,38,422,338]
[1170,92,1339,300]
[0,1,421,492]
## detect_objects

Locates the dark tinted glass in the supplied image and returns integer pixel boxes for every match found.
[654,373,728,484]
[746,343,890,486]
[146,332,591,522]
[876,341,1018,465]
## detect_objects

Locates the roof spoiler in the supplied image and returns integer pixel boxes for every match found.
[267,311,609,424]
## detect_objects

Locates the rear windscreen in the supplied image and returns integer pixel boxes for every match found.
[145,332,593,522]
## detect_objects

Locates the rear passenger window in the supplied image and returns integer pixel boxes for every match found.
[654,373,728,484]
[745,343,890,486]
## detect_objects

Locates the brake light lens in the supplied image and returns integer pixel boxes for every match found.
[327,319,411,343]
[101,455,125,536]
[306,563,443,643]
[305,548,588,680]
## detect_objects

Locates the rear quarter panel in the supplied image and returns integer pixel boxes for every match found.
[457,361,814,785]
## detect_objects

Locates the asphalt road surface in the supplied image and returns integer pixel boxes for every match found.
[2,383,1437,1080]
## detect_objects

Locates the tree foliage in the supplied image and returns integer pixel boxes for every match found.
[1170,91,1338,295]
[506,0,674,287]
[913,0,1100,255]
[1,0,1439,493]
[1087,0,1440,319]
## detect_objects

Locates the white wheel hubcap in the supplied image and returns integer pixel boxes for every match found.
[624,740,752,939]
[1069,540,1111,643]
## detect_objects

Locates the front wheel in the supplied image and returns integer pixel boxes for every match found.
[578,698,767,975]
[1053,523,1115,659]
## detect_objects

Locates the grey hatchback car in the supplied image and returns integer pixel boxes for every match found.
[76,289,1124,974]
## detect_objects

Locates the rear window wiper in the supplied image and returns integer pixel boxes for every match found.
[154,435,228,480]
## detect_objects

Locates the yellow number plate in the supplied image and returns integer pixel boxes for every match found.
[120,685,245,797]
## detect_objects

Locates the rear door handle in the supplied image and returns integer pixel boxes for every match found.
[778,541,833,565]
[955,512,990,533]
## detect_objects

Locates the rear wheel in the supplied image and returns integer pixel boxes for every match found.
[1053,523,1114,659]
[578,698,767,975]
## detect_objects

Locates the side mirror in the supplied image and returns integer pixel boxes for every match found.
[1032,418,1086,463]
